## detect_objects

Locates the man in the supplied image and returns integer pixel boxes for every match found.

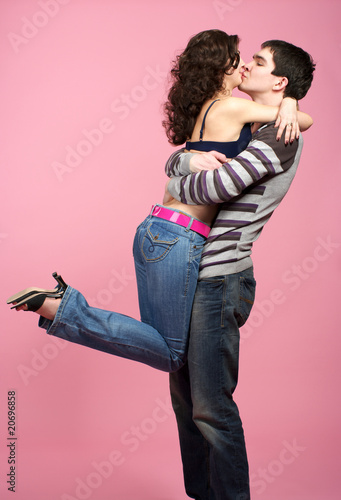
[165,40,315,500]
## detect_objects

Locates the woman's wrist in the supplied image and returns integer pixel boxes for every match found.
[283,96,298,108]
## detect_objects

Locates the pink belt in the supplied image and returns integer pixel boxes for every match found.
[151,205,211,238]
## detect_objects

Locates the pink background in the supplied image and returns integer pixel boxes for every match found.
[1,0,340,499]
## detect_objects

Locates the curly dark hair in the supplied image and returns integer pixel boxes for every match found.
[163,30,240,146]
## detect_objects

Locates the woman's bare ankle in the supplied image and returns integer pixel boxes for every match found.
[36,297,61,321]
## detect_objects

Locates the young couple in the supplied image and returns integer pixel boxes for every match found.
[8,30,315,500]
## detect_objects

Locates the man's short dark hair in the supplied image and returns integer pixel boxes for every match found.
[261,40,315,100]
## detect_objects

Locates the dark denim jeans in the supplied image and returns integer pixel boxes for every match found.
[170,267,256,500]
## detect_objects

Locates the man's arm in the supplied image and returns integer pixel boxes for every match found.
[165,148,192,177]
[167,124,301,205]
[165,149,227,177]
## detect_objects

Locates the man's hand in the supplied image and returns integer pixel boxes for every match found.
[189,150,228,173]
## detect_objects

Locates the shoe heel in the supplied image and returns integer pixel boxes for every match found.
[52,272,68,290]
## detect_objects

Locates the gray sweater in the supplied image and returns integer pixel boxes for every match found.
[166,122,303,278]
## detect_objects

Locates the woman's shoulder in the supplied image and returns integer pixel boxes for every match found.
[217,96,250,112]
[204,97,251,125]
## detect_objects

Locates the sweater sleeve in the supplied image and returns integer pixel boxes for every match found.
[165,148,194,177]
[167,124,300,205]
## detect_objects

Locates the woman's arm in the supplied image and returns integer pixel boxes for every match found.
[226,97,313,143]
[275,97,313,142]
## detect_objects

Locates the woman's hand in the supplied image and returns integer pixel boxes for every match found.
[275,97,300,144]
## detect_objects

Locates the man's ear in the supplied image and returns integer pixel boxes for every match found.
[273,76,288,92]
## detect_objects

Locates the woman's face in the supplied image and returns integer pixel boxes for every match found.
[223,54,246,91]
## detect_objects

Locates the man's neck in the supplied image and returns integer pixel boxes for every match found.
[250,92,284,133]
[251,92,283,107]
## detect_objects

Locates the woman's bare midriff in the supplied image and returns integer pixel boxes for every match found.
[163,199,217,226]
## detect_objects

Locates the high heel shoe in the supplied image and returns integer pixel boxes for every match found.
[7,272,68,312]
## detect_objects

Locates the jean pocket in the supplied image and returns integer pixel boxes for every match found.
[141,223,179,262]
[190,241,205,263]
[237,275,256,327]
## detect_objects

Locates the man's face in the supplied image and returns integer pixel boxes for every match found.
[238,47,279,97]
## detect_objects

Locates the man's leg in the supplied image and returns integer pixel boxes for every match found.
[170,363,211,500]
[170,268,256,500]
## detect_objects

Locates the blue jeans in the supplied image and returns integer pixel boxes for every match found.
[39,212,206,372]
[169,267,256,500]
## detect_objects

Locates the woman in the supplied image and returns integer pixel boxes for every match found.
[7,30,312,372]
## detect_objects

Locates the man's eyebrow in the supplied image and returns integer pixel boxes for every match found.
[253,54,267,63]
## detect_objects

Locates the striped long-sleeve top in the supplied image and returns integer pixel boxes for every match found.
[166,122,303,278]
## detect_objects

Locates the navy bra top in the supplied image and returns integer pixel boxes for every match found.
[186,99,252,157]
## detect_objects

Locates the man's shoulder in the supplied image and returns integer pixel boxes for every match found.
[248,122,303,171]
[252,121,277,141]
